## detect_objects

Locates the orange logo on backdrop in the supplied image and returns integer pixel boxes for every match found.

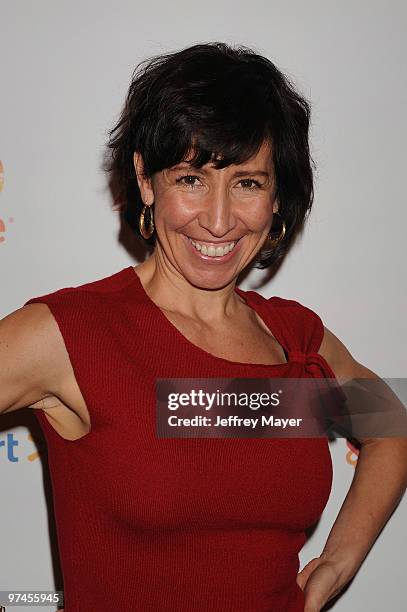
[346,439,360,466]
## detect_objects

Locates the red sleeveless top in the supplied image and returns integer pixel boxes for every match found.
[24,265,339,612]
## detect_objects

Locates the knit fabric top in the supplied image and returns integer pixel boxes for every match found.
[24,265,340,612]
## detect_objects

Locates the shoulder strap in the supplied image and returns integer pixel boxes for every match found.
[242,291,324,358]
[268,296,324,355]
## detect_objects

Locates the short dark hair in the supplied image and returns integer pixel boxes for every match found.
[104,41,315,268]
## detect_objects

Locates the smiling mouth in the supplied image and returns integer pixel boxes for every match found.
[186,235,241,257]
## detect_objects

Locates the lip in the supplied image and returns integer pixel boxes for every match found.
[183,234,242,263]
[186,236,242,246]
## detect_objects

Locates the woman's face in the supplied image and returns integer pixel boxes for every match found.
[134,139,278,289]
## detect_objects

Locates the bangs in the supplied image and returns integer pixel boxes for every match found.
[141,61,273,174]
[167,126,272,172]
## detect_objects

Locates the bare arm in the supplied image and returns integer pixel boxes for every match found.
[319,326,407,561]
[297,326,407,607]
[0,303,68,414]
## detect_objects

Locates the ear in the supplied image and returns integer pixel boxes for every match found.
[133,152,155,205]
[273,199,279,214]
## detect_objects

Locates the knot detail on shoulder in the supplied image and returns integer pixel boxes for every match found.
[287,350,307,364]
[287,350,338,379]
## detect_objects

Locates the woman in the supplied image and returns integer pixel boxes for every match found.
[1,42,406,612]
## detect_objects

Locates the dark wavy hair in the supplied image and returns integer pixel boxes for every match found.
[104,41,315,268]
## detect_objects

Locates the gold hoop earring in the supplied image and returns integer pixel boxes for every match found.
[266,211,286,247]
[139,202,155,239]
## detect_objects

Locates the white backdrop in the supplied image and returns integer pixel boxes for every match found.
[1,1,406,610]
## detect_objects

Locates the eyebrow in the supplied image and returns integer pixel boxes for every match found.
[168,164,270,178]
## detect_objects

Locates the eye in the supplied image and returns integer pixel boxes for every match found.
[175,174,202,189]
[175,175,263,191]
[238,178,262,190]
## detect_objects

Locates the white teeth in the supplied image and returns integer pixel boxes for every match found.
[188,237,237,257]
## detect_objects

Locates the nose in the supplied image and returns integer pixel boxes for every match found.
[197,185,237,238]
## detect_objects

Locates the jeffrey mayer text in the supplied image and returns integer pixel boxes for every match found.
[168,415,303,428]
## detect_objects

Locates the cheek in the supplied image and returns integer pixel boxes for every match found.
[155,194,200,228]
[239,198,273,231]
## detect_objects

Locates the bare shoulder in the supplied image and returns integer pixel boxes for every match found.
[8,302,67,368]
[317,325,407,447]
[318,325,379,383]
[0,302,74,413]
